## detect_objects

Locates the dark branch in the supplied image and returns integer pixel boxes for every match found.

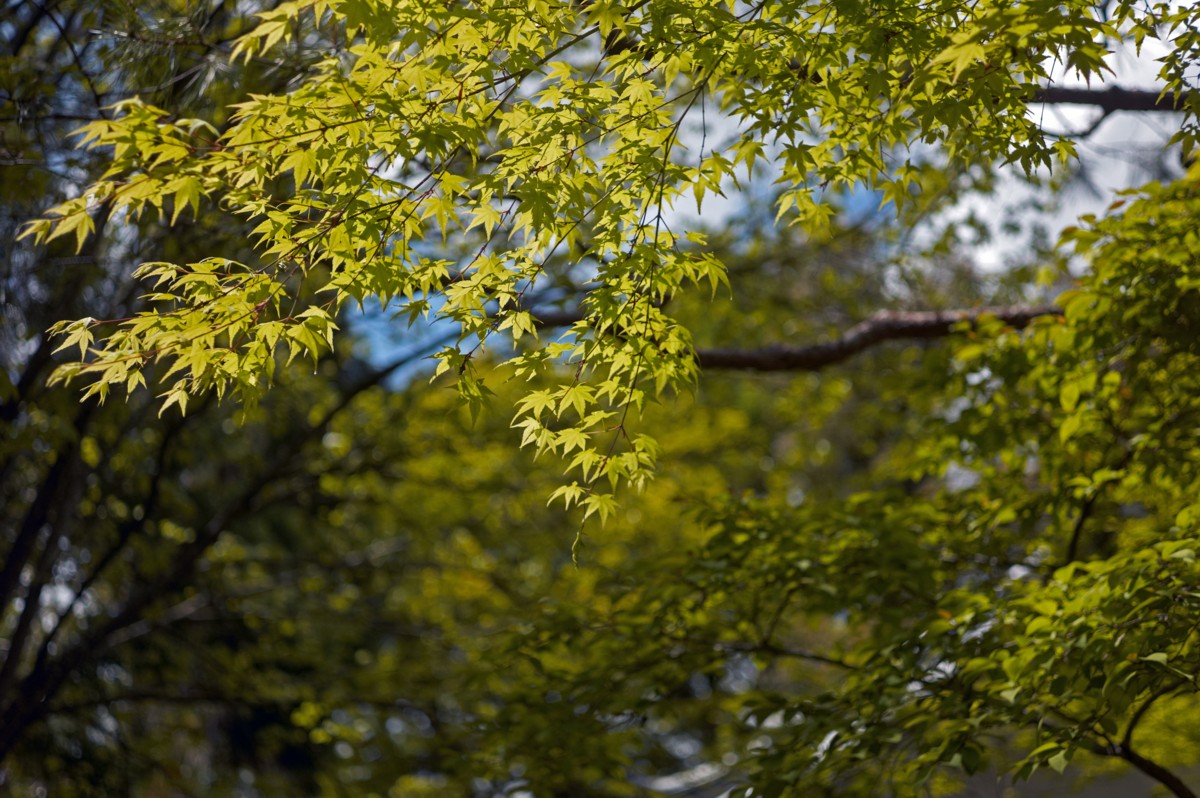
[1032,85,1193,114]
[694,305,1060,372]
[1123,685,1180,750]
[721,640,857,670]
[1101,742,1198,798]
[533,304,1059,371]
[1064,491,1097,565]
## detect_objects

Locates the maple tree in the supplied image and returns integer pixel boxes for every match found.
[22,0,1197,512]
[7,0,1200,795]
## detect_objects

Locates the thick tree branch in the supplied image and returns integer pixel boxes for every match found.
[1123,685,1180,750]
[695,305,1059,372]
[535,305,1060,371]
[1032,85,1193,114]
[1098,742,1199,798]
[533,304,1059,370]
[1064,491,1097,565]
[1042,713,1196,798]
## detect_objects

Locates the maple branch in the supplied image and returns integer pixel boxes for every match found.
[1091,741,1199,798]
[534,304,1061,372]
[694,305,1059,372]
[1031,85,1193,114]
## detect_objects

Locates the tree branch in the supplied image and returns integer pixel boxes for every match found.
[1032,85,1193,114]
[694,305,1060,372]
[1105,742,1198,798]
[534,304,1059,371]
[1042,713,1196,798]
[1064,491,1097,565]
[1123,685,1179,750]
